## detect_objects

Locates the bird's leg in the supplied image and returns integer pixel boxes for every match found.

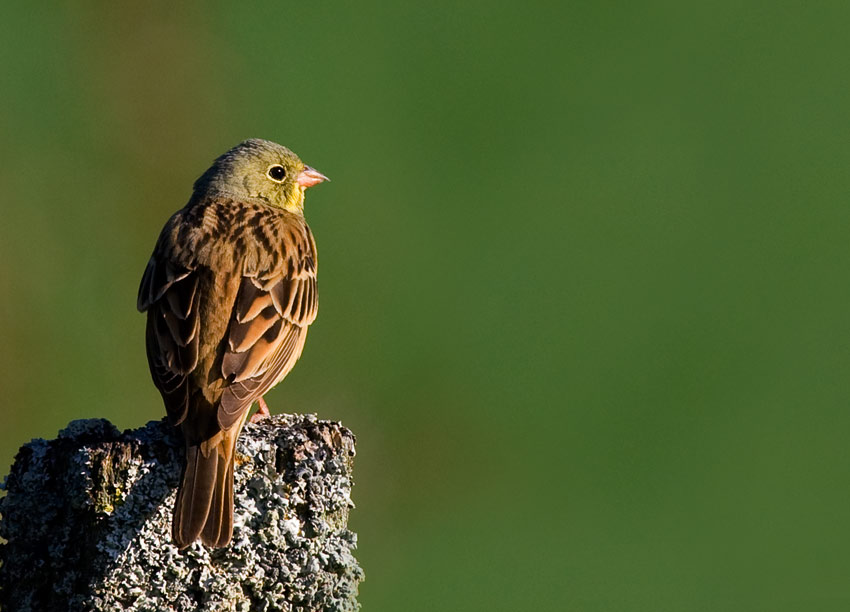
[250,397,271,423]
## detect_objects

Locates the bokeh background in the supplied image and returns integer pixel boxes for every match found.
[2,2,849,609]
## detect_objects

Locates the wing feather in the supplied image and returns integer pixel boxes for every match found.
[217,221,317,429]
[139,256,200,424]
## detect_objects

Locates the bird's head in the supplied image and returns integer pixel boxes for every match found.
[193,138,328,212]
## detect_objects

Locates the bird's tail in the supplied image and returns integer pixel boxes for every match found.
[172,426,239,549]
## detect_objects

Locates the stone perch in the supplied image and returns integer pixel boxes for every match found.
[0,414,363,611]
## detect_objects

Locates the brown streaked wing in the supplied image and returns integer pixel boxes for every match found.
[139,257,200,424]
[217,224,318,429]
[137,258,192,313]
[219,322,307,429]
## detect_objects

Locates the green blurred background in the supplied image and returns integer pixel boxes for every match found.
[2,2,849,609]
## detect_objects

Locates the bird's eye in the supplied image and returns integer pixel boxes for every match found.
[267,165,287,182]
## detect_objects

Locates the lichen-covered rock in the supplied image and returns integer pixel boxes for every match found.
[0,414,363,611]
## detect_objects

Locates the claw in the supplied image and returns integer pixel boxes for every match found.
[250,397,271,424]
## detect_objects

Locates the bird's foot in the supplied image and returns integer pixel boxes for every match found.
[250,397,271,424]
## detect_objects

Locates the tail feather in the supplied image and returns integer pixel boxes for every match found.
[173,443,219,548]
[200,443,235,547]
[172,431,239,549]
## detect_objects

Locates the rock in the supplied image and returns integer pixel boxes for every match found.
[0,414,363,611]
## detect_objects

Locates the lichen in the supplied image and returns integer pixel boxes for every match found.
[0,414,363,611]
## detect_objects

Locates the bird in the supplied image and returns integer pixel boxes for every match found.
[137,139,328,549]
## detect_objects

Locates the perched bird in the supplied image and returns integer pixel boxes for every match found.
[137,139,328,548]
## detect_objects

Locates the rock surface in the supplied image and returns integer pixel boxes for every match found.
[0,414,363,611]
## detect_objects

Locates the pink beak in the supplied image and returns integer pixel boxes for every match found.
[297,165,330,188]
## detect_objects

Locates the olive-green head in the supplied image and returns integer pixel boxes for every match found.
[193,138,328,212]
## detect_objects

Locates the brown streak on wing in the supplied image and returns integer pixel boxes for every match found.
[235,279,274,322]
[228,306,279,352]
[140,257,200,424]
[138,258,192,312]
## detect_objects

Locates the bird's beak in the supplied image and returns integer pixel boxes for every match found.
[297,166,330,189]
